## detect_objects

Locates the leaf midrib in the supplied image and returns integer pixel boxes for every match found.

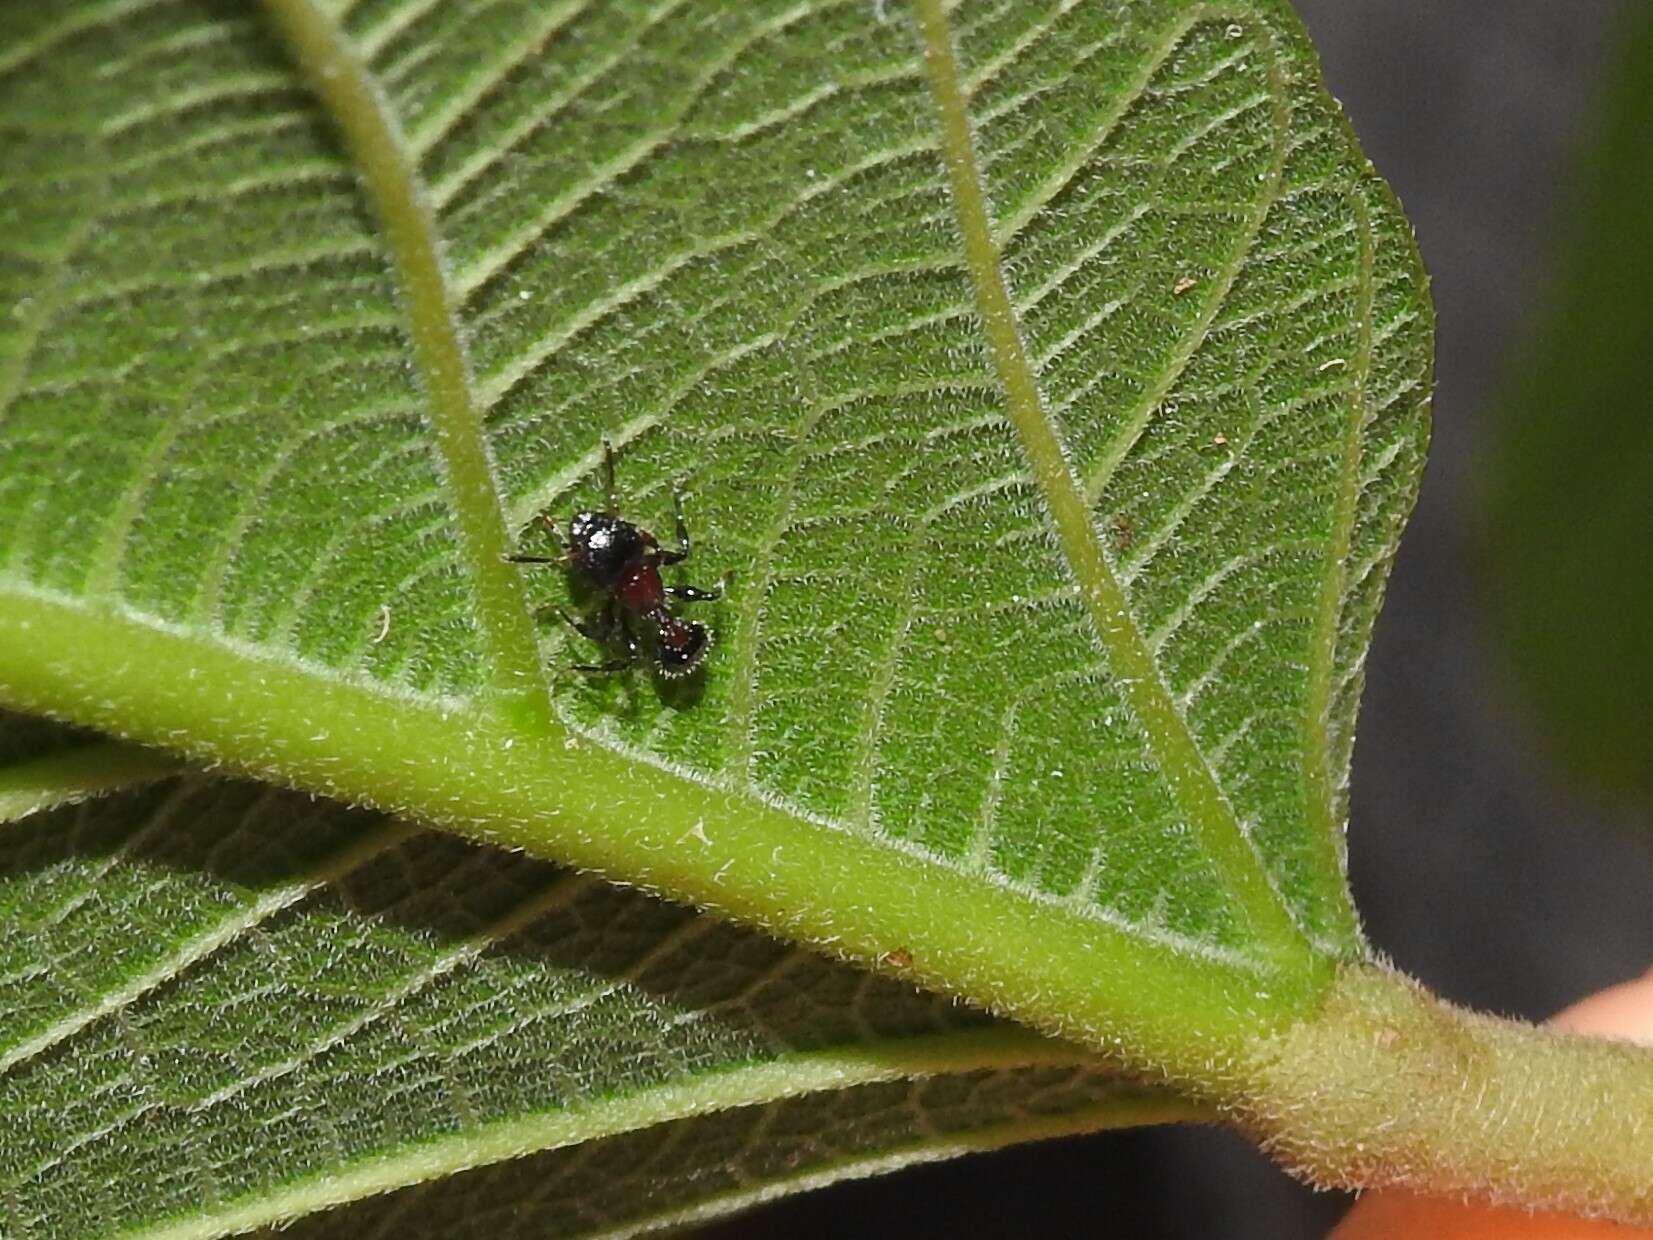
[0,586,1326,1069]
[912,0,1308,961]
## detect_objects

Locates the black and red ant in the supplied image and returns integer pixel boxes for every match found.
[505,440,719,678]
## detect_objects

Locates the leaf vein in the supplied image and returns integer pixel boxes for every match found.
[472,136,935,411]
[0,813,411,1078]
[913,0,1309,963]
[1294,186,1377,950]
[403,0,589,157]
[189,403,431,628]
[989,9,1210,247]
[422,0,693,208]
[259,0,553,728]
[0,0,171,80]
[441,1,820,300]
[1080,18,1291,504]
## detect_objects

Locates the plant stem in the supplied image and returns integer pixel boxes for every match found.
[1236,961,1653,1226]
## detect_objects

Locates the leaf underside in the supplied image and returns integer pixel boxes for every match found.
[0,729,1177,1238]
[0,0,1431,1233]
[255,1068,1165,1240]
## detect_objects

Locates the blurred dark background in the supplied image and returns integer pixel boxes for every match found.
[712,2,1653,1235]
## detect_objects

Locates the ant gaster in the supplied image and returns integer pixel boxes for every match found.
[505,440,719,678]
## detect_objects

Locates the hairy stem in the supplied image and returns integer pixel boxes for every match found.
[1238,962,1653,1226]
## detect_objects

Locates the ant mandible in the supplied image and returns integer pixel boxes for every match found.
[505,440,720,678]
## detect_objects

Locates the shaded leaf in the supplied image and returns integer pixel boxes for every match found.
[0,772,1174,1238]
[1482,4,1653,807]
[257,1070,1180,1240]
[0,709,177,821]
[0,711,99,770]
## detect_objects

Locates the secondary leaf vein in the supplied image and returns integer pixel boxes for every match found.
[0,815,413,1077]
[912,0,1308,963]
[1296,187,1376,950]
[1081,14,1290,503]
[257,0,553,731]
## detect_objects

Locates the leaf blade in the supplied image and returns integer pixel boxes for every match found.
[0,0,1430,1170]
[0,765,1160,1238]
[258,0,554,731]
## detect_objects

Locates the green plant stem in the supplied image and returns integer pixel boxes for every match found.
[1239,962,1653,1226]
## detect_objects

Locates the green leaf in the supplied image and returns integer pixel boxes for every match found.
[1482,3,1653,807]
[0,754,1195,1238]
[253,1075,1186,1240]
[0,710,176,821]
[0,0,1432,1227]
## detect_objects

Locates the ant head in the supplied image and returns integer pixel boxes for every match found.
[569,510,647,587]
[654,615,711,679]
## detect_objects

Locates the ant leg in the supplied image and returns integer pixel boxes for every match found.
[504,512,569,564]
[601,438,619,514]
[664,584,720,603]
[659,489,693,565]
[555,607,607,643]
[573,625,637,675]
[533,511,568,548]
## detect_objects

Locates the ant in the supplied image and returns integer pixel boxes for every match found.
[505,440,720,679]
